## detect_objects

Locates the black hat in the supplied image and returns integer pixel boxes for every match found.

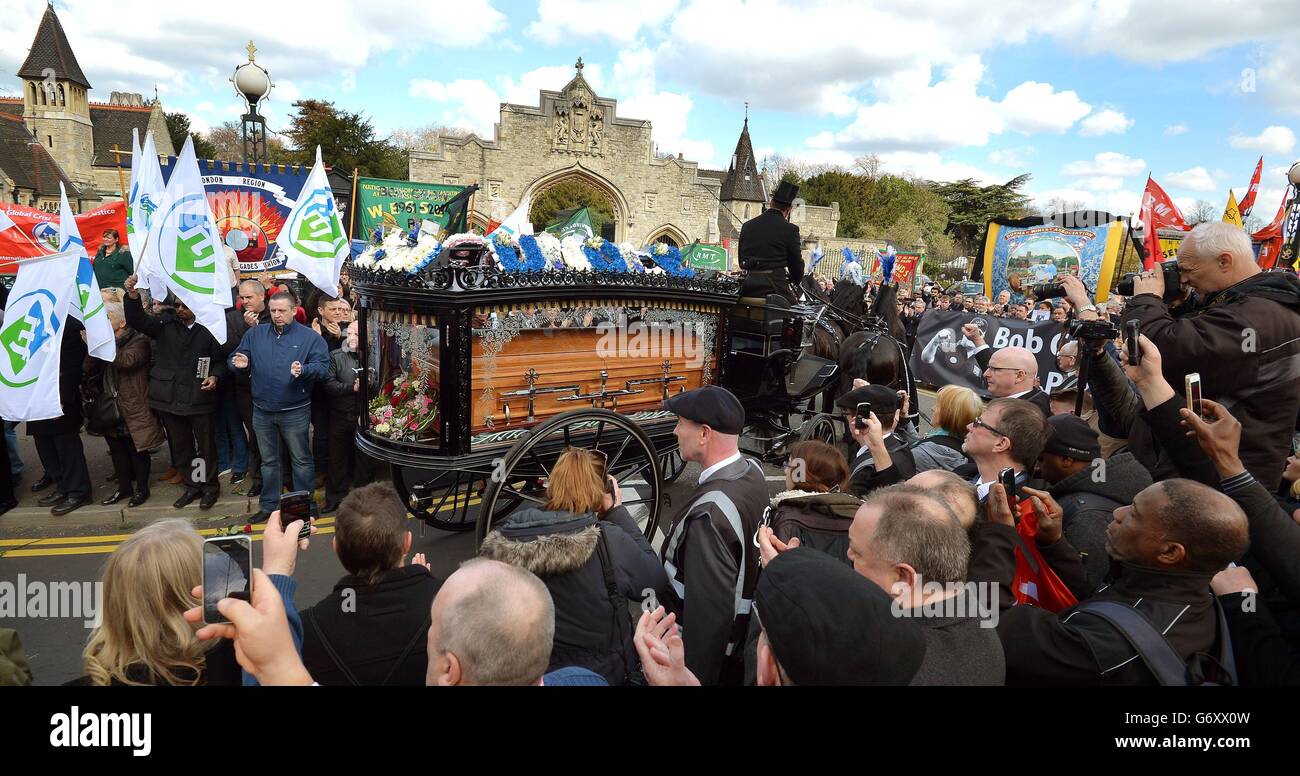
[755,548,926,685]
[1043,414,1100,461]
[663,385,745,435]
[771,180,799,205]
[834,384,898,417]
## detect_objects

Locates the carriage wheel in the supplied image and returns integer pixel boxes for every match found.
[796,412,840,446]
[393,465,521,532]
[477,408,663,547]
[659,449,687,483]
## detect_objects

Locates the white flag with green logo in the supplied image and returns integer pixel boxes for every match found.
[141,136,233,344]
[278,146,347,296]
[131,131,169,300]
[0,250,80,422]
[126,127,141,236]
[58,183,115,361]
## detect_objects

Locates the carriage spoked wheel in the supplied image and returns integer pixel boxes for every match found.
[659,449,687,483]
[477,408,664,548]
[393,465,523,533]
[796,412,841,446]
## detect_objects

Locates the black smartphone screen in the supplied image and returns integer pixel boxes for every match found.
[203,538,251,624]
[855,402,873,430]
[1125,320,1140,366]
[999,467,1017,514]
[279,490,313,538]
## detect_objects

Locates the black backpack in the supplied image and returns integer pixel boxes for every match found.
[1075,599,1237,686]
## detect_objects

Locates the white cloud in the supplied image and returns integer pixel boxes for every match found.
[1061,152,1146,178]
[988,147,1033,168]
[1258,45,1300,116]
[1077,176,1124,192]
[1030,187,1141,217]
[1000,81,1091,134]
[1079,108,1133,136]
[499,64,604,107]
[1229,126,1297,154]
[1164,167,1217,192]
[408,79,502,136]
[874,151,1001,184]
[525,0,680,45]
[1164,124,1189,136]
[0,0,508,103]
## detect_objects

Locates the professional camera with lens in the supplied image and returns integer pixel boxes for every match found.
[1028,283,1069,300]
[1066,318,1120,341]
[1116,260,1180,300]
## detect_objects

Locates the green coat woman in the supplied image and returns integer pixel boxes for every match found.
[94,229,133,290]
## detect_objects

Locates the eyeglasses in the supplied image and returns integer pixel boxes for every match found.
[971,416,1006,437]
[985,366,1023,375]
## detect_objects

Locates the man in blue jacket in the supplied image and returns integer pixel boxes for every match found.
[229,291,330,521]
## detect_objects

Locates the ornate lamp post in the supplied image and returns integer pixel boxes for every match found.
[1279,162,1300,269]
[231,41,273,164]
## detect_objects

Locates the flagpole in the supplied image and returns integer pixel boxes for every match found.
[348,167,358,239]
[111,145,129,201]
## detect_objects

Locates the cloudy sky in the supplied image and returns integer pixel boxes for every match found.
[2,0,1298,218]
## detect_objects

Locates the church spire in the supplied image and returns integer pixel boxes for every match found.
[18,2,91,89]
[720,113,765,203]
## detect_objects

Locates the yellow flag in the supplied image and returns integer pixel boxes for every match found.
[1222,190,1243,227]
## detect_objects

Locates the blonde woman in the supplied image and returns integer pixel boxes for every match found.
[71,514,308,686]
[911,385,982,473]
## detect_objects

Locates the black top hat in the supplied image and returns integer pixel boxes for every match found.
[771,180,799,205]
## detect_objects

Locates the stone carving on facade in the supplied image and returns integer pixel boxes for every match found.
[551,64,605,157]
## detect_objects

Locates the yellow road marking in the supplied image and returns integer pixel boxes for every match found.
[2,526,337,558]
[0,493,480,557]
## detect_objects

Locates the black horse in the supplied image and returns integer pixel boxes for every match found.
[802,278,915,420]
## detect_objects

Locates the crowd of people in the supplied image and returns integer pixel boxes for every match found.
[4,218,1300,688]
[0,252,367,521]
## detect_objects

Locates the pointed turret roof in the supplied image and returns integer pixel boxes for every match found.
[18,4,92,89]
[720,117,766,203]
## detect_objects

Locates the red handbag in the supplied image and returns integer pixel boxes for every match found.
[1010,500,1078,612]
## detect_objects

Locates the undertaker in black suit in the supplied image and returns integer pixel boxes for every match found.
[738,181,803,303]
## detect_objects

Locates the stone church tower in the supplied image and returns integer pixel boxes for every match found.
[18,3,96,193]
[717,115,767,242]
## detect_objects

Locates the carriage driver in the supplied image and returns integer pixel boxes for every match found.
[738,181,804,304]
[658,386,769,685]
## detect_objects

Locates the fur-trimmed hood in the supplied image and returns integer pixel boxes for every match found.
[480,507,601,576]
[769,489,862,519]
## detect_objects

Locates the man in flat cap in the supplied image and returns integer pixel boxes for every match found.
[738,180,804,303]
[658,385,768,685]
[636,547,927,686]
[834,384,917,496]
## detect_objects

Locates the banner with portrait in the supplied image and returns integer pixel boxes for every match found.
[157,159,329,275]
[977,212,1127,303]
[909,309,1071,395]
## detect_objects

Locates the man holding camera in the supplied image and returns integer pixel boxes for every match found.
[1076,222,1300,489]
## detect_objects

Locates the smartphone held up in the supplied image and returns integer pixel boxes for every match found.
[202,535,252,625]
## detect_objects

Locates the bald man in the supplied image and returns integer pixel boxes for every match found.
[978,479,1249,685]
[977,345,1051,415]
[424,559,558,686]
[908,469,979,530]
[962,323,1051,416]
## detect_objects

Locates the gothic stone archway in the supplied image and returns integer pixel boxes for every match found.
[523,164,629,243]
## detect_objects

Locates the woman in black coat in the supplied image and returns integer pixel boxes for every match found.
[480,448,668,684]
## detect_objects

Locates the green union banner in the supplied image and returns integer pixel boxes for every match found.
[355,178,464,237]
[681,242,728,271]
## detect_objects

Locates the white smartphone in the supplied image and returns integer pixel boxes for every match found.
[202,535,252,625]
[1185,372,1203,420]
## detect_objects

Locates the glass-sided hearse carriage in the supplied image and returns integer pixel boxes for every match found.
[350,237,839,544]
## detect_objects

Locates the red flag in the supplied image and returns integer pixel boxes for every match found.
[1238,157,1264,217]
[1252,184,1295,268]
[1140,175,1187,270]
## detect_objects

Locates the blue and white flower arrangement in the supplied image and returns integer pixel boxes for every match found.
[501,233,548,272]
[648,241,693,278]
